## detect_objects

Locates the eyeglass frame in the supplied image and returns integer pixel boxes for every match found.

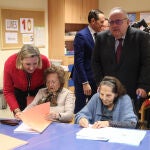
[46,80,59,86]
[108,18,127,26]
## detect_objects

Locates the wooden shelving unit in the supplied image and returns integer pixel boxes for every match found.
[48,0,98,89]
[48,0,98,66]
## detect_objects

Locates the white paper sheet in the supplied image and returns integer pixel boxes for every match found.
[76,127,146,146]
[14,122,39,134]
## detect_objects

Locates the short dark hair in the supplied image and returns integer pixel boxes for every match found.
[88,9,104,23]
[99,76,126,97]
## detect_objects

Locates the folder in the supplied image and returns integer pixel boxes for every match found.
[0,133,28,150]
[19,102,51,133]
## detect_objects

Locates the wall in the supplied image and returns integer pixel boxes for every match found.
[99,0,150,17]
[1,0,150,87]
[0,0,48,87]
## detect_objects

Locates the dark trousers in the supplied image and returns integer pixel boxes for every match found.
[14,85,44,111]
[74,80,97,114]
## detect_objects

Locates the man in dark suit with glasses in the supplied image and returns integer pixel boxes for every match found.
[92,7,150,115]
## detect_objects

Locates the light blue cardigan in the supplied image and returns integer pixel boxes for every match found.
[75,93,138,128]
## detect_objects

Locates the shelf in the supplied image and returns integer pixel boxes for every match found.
[64,35,75,41]
[63,55,74,66]
[48,0,98,65]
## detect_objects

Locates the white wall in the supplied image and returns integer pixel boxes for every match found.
[0,0,48,87]
[99,0,150,17]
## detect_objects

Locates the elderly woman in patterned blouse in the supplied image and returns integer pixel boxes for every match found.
[24,65,75,123]
[75,76,137,128]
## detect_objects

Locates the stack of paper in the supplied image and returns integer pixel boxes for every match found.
[76,127,109,141]
[14,122,39,134]
[14,102,52,134]
[0,133,28,150]
[76,127,146,146]
[108,127,146,146]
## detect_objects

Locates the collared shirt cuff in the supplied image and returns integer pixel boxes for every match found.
[82,81,89,85]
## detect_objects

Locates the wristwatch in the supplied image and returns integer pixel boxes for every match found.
[58,113,61,120]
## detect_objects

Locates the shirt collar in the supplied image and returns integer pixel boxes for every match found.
[88,25,96,35]
[115,35,125,41]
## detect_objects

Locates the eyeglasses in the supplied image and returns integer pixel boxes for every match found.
[46,80,59,85]
[108,18,127,26]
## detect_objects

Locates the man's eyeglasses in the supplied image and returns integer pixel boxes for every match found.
[109,18,127,26]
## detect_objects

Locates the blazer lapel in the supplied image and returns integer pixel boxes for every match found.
[85,27,95,48]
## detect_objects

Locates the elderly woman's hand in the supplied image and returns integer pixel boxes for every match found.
[45,111,59,121]
[92,121,109,128]
[79,117,89,128]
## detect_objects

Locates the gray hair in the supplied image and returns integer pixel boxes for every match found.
[109,7,129,19]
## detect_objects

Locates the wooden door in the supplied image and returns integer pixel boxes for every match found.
[65,0,82,23]
[82,0,98,23]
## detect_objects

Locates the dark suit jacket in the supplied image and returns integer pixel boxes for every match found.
[73,26,95,84]
[92,26,150,98]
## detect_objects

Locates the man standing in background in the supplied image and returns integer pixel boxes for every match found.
[92,7,150,115]
[73,9,105,113]
[101,18,109,31]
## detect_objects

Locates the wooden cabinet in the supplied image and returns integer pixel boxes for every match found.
[65,0,82,23]
[48,0,98,65]
[65,0,98,24]
[48,0,65,60]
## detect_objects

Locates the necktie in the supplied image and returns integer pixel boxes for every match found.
[94,33,97,41]
[116,38,123,63]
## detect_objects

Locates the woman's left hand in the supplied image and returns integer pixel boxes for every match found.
[92,121,109,128]
[45,111,59,121]
[14,111,23,120]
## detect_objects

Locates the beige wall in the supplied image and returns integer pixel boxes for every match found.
[0,0,46,10]
[99,0,150,17]
[0,0,48,87]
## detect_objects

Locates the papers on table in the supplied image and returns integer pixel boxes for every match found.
[14,122,39,134]
[14,102,52,133]
[76,127,109,141]
[0,133,28,150]
[76,127,146,146]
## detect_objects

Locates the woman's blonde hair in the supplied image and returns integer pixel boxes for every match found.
[16,44,42,69]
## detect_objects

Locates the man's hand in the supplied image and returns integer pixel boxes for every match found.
[136,88,147,98]
[83,83,92,96]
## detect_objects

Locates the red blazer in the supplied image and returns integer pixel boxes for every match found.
[3,53,50,111]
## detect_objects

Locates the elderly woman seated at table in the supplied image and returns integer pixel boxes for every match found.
[75,76,138,128]
[24,65,75,123]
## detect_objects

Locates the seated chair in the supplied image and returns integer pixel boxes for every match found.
[139,93,150,129]
[68,64,74,92]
